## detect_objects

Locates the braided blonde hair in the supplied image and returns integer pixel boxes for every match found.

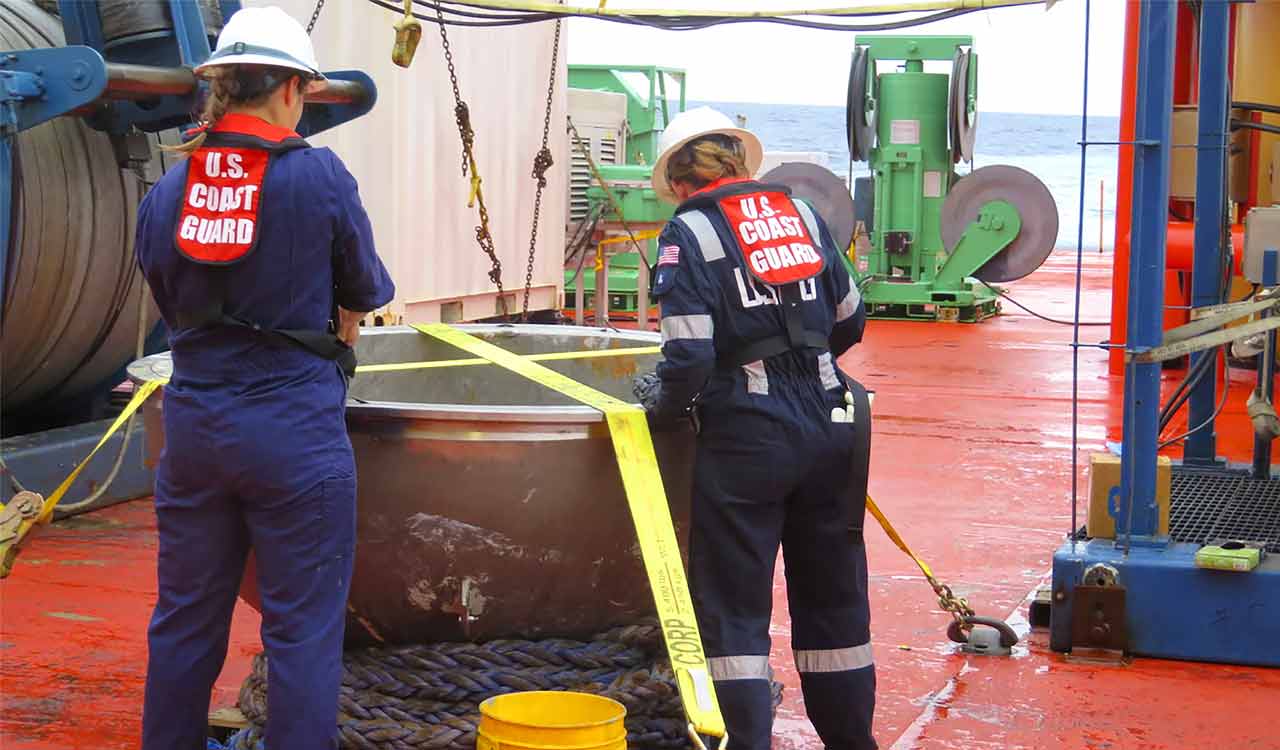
[665,135,749,191]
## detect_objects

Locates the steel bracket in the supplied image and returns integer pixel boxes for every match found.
[296,71,380,138]
[0,47,108,134]
[1070,582,1127,653]
[934,199,1020,291]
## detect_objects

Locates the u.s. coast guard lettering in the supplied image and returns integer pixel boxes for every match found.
[719,191,825,286]
[175,147,270,264]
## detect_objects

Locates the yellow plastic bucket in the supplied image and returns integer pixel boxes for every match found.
[476,691,627,750]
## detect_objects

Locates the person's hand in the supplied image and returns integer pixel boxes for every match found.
[633,372,663,412]
[337,307,364,348]
[632,372,687,432]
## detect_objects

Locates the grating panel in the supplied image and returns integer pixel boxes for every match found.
[1169,466,1280,553]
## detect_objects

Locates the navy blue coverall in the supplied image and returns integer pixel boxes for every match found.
[135,115,394,750]
[651,177,874,750]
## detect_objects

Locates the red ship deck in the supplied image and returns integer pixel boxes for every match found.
[4,250,1278,749]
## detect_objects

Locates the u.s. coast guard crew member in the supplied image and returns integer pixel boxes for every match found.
[134,7,394,749]
[634,106,875,750]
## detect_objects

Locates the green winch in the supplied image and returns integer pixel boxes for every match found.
[849,35,1059,322]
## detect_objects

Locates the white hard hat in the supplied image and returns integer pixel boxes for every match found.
[651,106,764,204]
[194,6,324,80]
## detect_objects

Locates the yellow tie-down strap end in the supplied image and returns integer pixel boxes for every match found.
[412,323,728,746]
[0,380,163,578]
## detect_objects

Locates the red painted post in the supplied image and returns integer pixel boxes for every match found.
[1109,0,1143,374]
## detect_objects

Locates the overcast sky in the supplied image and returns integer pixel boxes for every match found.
[566,0,1125,116]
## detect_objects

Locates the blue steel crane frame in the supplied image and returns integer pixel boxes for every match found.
[0,0,378,316]
[1051,0,1280,668]
[0,1,377,513]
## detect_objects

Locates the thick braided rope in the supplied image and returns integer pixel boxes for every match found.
[228,623,780,750]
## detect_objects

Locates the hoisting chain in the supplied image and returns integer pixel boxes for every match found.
[928,573,977,634]
[435,4,507,311]
[306,0,326,34]
[520,14,563,320]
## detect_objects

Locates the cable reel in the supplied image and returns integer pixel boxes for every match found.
[940,164,1059,283]
[846,45,877,162]
[947,47,978,164]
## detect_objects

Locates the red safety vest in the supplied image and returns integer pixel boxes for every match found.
[716,189,825,286]
[174,113,308,265]
[168,115,357,377]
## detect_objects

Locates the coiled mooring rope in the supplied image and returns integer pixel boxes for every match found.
[224,623,781,750]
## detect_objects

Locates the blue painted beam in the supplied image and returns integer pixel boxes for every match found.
[1186,0,1232,464]
[169,0,213,67]
[57,0,106,50]
[219,1,244,24]
[1118,0,1177,542]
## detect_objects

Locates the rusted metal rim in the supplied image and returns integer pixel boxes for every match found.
[128,324,662,425]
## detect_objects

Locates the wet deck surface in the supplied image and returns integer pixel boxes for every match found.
[4,250,1278,749]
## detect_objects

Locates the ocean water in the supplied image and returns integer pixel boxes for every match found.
[698,102,1121,250]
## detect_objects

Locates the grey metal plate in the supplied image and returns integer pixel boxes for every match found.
[761,162,857,253]
[940,164,1059,283]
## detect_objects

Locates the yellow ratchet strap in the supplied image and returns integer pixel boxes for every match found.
[0,380,163,578]
[355,345,660,374]
[412,323,727,746]
[597,229,662,247]
[865,494,935,579]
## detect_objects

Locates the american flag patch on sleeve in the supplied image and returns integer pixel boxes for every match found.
[657,245,680,266]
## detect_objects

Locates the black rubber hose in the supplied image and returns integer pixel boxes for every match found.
[1231,119,1280,137]
[1159,346,1218,432]
[1232,100,1280,116]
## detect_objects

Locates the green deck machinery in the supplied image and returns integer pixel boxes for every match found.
[564,66,683,317]
[849,36,1059,322]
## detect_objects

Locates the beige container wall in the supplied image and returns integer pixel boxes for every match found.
[251,1,568,322]
[1234,1,1280,208]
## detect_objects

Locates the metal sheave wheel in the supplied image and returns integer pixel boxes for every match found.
[940,165,1059,283]
[948,48,978,164]
[760,162,857,253]
[846,46,876,162]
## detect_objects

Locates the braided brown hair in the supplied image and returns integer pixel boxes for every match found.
[665,135,749,191]
[168,64,304,155]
